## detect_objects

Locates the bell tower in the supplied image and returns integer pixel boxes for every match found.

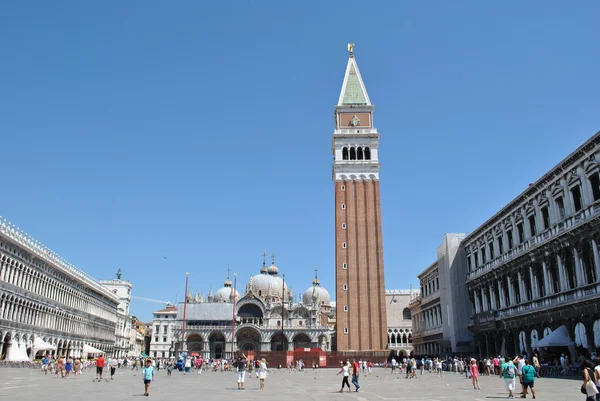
[333,44,387,351]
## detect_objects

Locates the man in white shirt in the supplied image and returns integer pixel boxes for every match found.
[515,355,526,396]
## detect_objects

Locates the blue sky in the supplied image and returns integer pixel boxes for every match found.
[1,1,599,321]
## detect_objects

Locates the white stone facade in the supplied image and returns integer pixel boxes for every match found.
[410,233,472,356]
[0,219,120,360]
[465,131,600,359]
[385,290,416,356]
[149,306,178,358]
[99,278,132,358]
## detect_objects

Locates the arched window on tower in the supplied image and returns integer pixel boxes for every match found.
[349,147,356,160]
[357,147,364,160]
[364,147,371,160]
[403,308,411,320]
[342,147,349,160]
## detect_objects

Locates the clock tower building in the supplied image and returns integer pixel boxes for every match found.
[333,45,387,351]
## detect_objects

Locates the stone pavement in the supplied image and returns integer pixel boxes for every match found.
[0,367,584,401]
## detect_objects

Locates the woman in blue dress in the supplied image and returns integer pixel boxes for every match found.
[65,357,73,379]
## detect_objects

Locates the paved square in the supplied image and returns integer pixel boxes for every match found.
[0,367,584,400]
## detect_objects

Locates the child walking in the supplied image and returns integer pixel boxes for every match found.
[142,359,155,396]
[471,358,481,390]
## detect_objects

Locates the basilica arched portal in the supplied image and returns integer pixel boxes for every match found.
[186,334,204,353]
[236,327,261,352]
[208,332,225,359]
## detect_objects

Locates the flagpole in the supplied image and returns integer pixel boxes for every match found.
[281,273,285,351]
[231,273,237,359]
[182,272,189,354]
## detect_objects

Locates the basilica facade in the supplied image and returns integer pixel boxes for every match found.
[150,259,334,360]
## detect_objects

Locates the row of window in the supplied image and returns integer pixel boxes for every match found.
[342,146,371,161]
[472,241,597,312]
[0,255,115,321]
[468,173,600,271]
[421,277,439,298]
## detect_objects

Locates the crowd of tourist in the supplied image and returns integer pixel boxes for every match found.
[8,349,600,399]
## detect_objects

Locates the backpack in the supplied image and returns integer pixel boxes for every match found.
[506,363,515,378]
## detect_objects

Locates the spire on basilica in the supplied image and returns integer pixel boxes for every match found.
[207,287,213,303]
[224,266,233,287]
[313,268,321,286]
[338,43,371,106]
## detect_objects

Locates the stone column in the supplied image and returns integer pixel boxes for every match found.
[485,243,491,264]
[584,320,596,355]
[481,288,487,312]
[507,276,515,305]
[592,238,600,282]
[542,260,551,296]
[524,214,532,240]
[529,265,538,299]
[489,283,496,310]
[498,280,506,308]
[518,271,526,303]
[556,253,567,292]
[573,246,586,286]
[579,169,594,206]
[474,290,481,313]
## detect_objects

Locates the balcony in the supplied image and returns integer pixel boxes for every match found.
[412,325,443,338]
[467,203,600,282]
[495,283,600,319]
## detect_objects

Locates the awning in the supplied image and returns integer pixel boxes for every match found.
[532,325,574,347]
[140,353,149,357]
[82,344,104,354]
[33,337,56,351]
[6,342,30,362]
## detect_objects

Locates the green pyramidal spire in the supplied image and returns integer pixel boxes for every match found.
[338,45,371,106]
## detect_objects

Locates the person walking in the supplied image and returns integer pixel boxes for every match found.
[95,355,105,381]
[352,359,361,392]
[64,357,72,379]
[236,352,247,390]
[337,361,352,393]
[73,358,81,378]
[471,359,481,390]
[109,357,118,380]
[142,359,154,396]
[500,357,517,399]
[41,354,50,375]
[532,353,540,378]
[435,358,443,377]
[520,359,536,399]
[258,358,268,390]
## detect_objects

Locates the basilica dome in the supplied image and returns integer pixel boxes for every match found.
[302,275,331,306]
[250,262,288,300]
[213,276,240,303]
[267,263,279,275]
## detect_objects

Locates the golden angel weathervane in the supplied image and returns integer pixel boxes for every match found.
[348,43,354,54]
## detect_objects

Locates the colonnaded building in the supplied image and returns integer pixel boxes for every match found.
[465,131,600,359]
[0,219,121,360]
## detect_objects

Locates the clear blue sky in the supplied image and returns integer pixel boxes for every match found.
[1,1,598,322]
